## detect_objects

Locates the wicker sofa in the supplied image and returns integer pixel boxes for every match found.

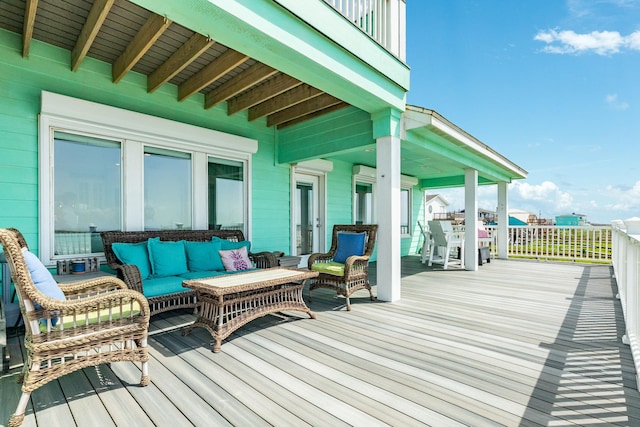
[101,229,277,316]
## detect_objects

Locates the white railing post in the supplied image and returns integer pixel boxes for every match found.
[612,219,640,390]
[323,0,405,60]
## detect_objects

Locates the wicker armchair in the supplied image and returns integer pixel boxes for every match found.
[307,224,377,311]
[0,228,150,427]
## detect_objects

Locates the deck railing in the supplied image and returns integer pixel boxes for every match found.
[611,221,640,389]
[323,0,405,59]
[484,225,612,263]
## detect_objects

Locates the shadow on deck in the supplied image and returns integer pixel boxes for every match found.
[1,256,639,426]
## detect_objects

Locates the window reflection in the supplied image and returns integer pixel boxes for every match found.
[144,147,192,230]
[208,159,244,231]
[53,132,121,255]
[355,182,373,224]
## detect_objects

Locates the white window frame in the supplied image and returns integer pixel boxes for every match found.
[352,165,417,237]
[39,91,257,265]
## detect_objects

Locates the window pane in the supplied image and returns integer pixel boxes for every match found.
[208,159,244,231]
[401,188,410,234]
[53,132,121,255]
[144,148,192,230]
[355,182,373,224]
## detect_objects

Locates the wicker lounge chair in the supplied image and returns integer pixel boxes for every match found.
[0,228,150,427]
[308,224,377,311]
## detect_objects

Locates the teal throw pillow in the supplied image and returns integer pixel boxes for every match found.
[147,238,188,278]
[220,239,251,252]
[112,241,152,280]
[185,240,224,271]
[22,249,65,325]
[333,232,366,263]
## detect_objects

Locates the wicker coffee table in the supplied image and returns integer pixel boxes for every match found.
[182,267,318,352]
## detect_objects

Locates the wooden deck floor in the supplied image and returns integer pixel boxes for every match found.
[2,258,640,426]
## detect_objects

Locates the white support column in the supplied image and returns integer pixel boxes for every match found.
[373,109,402,303]
[497,181,509,259]
[464,168,478,271]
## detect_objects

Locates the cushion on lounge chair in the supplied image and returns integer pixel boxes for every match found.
[333,232,366,263]
[311,261,345,277]
[22,248,65,325]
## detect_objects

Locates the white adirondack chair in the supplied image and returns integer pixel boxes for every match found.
[417,220,432,264]
[428,220,464,269]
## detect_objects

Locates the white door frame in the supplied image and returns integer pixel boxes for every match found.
[290,162,330,262]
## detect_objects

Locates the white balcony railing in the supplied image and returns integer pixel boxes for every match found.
[323,0,406,60]
[611,220,640,389]
[484,225,612,263]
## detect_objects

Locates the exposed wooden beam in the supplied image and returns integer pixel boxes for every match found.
[277,102,349,129]
[204,62,278,110]
[227,74,302,115]
[22,0,38,57]
[112,14,172,83]
[249,84,323,121]
[71,0,115,71]
[147,33,214,93]
[177,49,248,101]
[267,94,343,127]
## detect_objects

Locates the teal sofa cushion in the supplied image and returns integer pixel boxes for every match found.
[147,238,188,278]
[218,238,251,252]
[111,241,152,279]
[142,276,188,298]
[179,270,227,280]
[184,240,224,272]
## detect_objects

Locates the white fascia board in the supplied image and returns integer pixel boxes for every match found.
[403,106,527,179]
[41,91,258,154]
[295,159,334,173]
[353,164,418,187]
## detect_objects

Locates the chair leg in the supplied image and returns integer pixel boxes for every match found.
[345,296,351,311]
[141,360,150,386]
[10,391,31,426]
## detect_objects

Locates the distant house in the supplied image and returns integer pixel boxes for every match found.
[424,194,449,222]
[556,213,588,227]
[508,209,531,225]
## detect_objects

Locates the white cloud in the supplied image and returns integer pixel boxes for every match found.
[534,29,640,55]
[606,93,630,110]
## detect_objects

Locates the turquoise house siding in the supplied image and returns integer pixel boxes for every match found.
[0,29,291,254]
[0,27,420,261]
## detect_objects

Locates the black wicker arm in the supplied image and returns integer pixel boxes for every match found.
[307,252,334,269]
[113,264,144,294]
[249,251,278,269]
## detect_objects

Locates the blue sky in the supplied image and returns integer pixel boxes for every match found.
[405,0,640,224]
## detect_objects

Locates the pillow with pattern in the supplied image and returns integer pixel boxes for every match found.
[219,246,252,271]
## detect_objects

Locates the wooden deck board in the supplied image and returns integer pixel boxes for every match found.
[2,258,640,426]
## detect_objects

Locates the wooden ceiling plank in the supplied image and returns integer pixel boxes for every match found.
[22,0,38,57]
[147,33,214,93]
[204,62,278,110]
[71,0,115,71]
[249,84,323,121]
[112,13,172,83]
[277,102,350,129]
[178,49,248,101]
[267,94,342,127]
[227,74,302,115]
